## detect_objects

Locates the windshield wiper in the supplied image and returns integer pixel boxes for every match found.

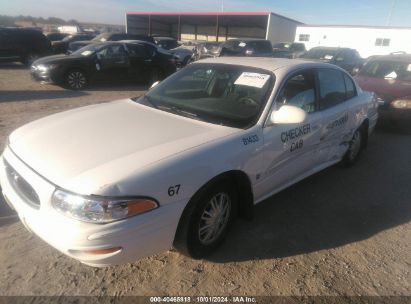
[133,95,157,108]
[157,105,205,122]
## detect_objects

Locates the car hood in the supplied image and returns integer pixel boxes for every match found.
[354,75,411,99]
[33,54,88,65]
[8,99,239,191]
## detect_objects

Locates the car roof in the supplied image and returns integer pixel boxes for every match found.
[309,46,354,51]
[154,36,176,41]
[196,57,339,73]
[368,54,411,62]
[120,39,157,47]
[224,38,269,42]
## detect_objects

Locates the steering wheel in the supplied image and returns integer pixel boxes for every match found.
[238,96,258,107]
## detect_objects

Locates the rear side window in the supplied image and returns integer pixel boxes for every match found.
[344,74,357,99]
[127,44,151,58]
[317,69,346,109]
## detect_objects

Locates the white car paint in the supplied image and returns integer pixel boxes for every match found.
[0,57,378,267]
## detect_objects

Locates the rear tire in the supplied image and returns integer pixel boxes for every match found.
[22,53,39,67]
[342,127,363,166]
[174,180,237,259]
[64,70,88,90]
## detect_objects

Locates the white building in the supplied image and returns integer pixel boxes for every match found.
[295,25,411,58]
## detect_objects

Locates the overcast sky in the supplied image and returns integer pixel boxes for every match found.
[2,0,411,26]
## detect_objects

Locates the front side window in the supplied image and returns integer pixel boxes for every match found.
[96,45,127,60]
[276,70,317,113]
[135,64,274,129]
[318,69,346,109]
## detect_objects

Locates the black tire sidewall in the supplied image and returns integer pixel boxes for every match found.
[149,68,162,86]
[185,181,237,259]
[343,128,362,166]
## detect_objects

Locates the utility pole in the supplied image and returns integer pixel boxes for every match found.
[386,0,397,26]
[221,0,224,12]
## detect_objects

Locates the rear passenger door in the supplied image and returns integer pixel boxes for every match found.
[126,43,154,81]
[315,68,356,163]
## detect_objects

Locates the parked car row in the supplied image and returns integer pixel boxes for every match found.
[2,26,410,126]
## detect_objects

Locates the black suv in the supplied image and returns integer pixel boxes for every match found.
[52,33,96,54]
[68,32,155,53]
[301,47,364,75]
[220,39,273,57]
[0,27,51,66]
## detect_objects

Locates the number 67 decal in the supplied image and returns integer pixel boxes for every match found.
[168,184,181,197]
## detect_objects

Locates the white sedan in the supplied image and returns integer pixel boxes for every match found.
[0,57,378,267]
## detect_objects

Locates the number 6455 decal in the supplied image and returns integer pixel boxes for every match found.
[168,184,181,196]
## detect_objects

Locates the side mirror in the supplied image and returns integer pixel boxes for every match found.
[270,105,307,125]
[150,81,160,89]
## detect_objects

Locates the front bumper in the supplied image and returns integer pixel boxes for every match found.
[379,107,411,123]
[30,68,55,84]
[0,147,186,267]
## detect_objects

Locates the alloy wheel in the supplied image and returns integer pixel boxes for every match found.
[198,192,231,245]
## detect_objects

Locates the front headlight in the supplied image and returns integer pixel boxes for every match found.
[52,189,158,224]
[391,99,411,109]
[36,64,57,72]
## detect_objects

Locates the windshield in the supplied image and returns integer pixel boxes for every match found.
[204,43,221,51]
[359,60,411,81]
[220,41,248,56]
[134,64,274,129]
[71,43,104,56]
[92,33,109,42]
[273,43,290,50]
[303,48,338,60]
[62,35,74,42]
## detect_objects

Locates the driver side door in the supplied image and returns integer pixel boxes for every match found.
[258,69,323,197]
[95,44,130,81]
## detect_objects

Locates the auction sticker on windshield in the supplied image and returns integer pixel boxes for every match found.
[234,72,270,88]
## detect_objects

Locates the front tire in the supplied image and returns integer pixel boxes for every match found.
[65,70,88,90]
[174,181,237,259]
[148,68,163,86]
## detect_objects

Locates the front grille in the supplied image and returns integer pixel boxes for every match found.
[4,160,40,209]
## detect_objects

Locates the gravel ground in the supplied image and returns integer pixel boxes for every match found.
[0,64,410,297]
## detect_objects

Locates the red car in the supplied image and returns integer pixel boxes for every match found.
[354,54,411,124]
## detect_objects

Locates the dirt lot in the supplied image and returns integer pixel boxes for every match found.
[0,64,410,297]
